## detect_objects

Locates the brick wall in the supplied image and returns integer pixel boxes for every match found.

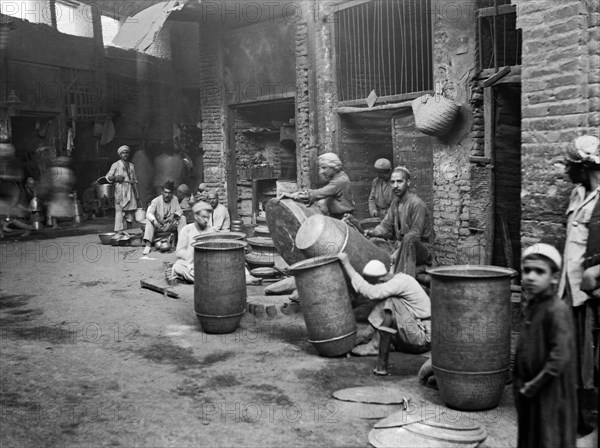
[295,15,311,188]
[198,24,227,202]
[513,0,596,250]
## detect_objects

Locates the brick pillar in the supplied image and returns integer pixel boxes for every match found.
[199,25,228,205]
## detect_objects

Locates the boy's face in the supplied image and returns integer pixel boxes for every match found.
[522,259,558,296]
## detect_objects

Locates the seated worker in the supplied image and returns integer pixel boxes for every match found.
[168,201,262,285]
[365,166,432,277]
[82,181,100,220]
[142,180,186,255]
[284,152,355,219]
[176,184,192,210]
[337,252,430,376]
[194,183,207,203]
[369,158,394,219]
[168,201,214,283]
[207,191,231,232]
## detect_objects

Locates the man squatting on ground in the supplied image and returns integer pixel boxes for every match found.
[337,252,431,376]
[365,166,432,278]
[143,181,186,255]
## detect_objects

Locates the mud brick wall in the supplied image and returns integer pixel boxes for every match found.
[430,0,488,265]
[513,0,598,250]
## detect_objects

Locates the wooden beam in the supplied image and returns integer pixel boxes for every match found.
[336,0,372,13]
[336,100,413,114]
[337,91,431,108]
[478,4,516,18]
[483,66,511,87]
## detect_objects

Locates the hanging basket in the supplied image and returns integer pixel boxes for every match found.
[411,94,461,137]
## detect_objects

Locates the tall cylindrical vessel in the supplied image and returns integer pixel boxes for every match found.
[295,214,390,274]
[265,199,317,265]
[428,265,515,411]
[194,240,247,334]
[289,256,357,357]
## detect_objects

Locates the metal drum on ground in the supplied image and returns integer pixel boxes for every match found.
[295,214,390,274]
[289,256,357,357]
[194,240,248,334]
[428,265,515,411]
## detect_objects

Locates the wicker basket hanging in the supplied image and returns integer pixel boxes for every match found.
[411,93,461,137]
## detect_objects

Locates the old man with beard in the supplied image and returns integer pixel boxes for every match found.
[284,152,355,219]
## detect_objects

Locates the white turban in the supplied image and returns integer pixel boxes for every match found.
[318,152,343,171]
[117,145,130,156]
[192,201,212,213]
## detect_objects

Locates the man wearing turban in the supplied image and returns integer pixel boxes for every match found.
[168,201,214,283]
[285,152,355,219]
[142,180,186,255]
[106,145,139,231]
[559,134,600,435]
[368,158,394,218]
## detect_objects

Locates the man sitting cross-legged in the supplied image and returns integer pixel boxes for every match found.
[167,201,262,286]
[168,201,215,284]
[337,253,431,376]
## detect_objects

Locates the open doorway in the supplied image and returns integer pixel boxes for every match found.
[229,99,296,223]
[492,84,521,271]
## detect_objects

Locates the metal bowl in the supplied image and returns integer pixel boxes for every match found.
[99,232,116,245]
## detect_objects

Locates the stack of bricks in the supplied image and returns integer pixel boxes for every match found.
[513,0,596,249]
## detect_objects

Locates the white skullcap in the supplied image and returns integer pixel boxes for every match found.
[394,166,411,177]
[318,152,343,170]
[362,260,388,278]
[117,145,130,156]
[522,243,562,271]
[374,158,392,170]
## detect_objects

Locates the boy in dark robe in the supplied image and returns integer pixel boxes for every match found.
[514,243,577,448]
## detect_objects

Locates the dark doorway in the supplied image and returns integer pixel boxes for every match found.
[339,111,394,220]
[492,84,521,271]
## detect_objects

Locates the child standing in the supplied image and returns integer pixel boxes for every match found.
[514,243,577,448]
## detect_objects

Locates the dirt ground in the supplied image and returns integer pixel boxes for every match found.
[0,223,595,447]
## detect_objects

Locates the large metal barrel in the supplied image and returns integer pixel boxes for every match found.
[193,240,247,334]
[265,198,317,265]
[428,265,515,411]
[295,214,390,274]
[289,256,357,357]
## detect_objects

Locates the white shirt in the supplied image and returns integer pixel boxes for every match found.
[558,185,600,307]
[349,271,431,319]
[208,203,231,231]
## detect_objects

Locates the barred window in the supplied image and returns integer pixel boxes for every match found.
[335,0,433,103]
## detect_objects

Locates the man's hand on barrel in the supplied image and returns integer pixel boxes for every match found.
[337,252,350,267]
[115,175,125,183]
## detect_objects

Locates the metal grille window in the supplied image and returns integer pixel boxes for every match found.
[335,0,433,103]
[478,0,522,69]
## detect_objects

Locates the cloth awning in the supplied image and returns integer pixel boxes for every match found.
[111,0,190,53]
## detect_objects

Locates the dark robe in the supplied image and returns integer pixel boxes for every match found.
[513,294,577,448]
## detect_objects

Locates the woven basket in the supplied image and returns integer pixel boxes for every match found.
[412,94,461,137]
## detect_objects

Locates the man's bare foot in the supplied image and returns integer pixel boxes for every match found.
[142,246,151,255]
[245,275,262,286]
[165,268,179,286]
[351,341,379,356]
[356,324,376,345]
